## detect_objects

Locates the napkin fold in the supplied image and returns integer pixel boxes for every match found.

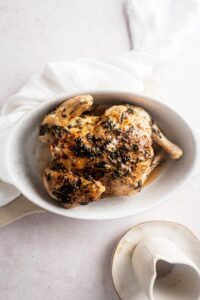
[0,0,199,206]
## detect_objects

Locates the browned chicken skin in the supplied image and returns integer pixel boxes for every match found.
[43,167,105,208]
[39,95,183,208]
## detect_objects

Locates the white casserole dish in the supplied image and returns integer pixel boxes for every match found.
[5,91,199,220]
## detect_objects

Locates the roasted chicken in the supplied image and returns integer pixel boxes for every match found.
[39,95,183,208]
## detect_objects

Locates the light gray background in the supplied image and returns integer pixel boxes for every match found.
[0,0,200,299]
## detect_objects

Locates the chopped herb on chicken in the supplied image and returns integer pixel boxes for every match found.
[39,94,183,208]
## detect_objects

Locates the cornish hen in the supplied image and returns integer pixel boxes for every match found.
[39,95,183,208]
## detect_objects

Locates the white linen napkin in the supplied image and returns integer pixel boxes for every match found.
[0,0,199,206]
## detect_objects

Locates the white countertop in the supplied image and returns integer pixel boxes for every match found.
[0,0,200,299]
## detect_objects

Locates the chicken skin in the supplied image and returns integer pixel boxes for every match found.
[39,95,183,208]
[43,167,105,208]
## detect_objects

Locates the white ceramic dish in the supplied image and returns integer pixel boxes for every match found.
[6,92,199,220]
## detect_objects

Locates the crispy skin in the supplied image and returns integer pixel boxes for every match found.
[43,167,105,208]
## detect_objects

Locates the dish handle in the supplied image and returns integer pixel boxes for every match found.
[0,195,46,229]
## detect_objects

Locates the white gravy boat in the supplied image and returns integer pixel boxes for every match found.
[132,236,200,300]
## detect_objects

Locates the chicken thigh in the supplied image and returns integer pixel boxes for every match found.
[39,95,183,208]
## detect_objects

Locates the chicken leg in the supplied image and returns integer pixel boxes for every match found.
[152,122,183,160]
